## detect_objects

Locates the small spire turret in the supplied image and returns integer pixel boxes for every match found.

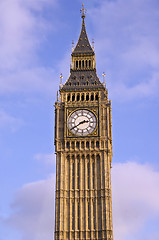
[80,3,87,19]
[59,73,63,89]
[102,72,106,87]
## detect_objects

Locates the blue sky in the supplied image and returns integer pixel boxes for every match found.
[0,0,159,239]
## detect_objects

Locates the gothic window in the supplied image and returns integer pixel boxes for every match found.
[72,202,75,230]
[87,156,90,189]
[97,154,101,189]
[96,141,99,148]
[86,94,89,101]
[76,61,78,69]
[71,141,75,149]
[93,201,96,229]
[76,141,79,149]
[72,94,75,101]
[81,94,84,101]
[82,60,84,69]
[66,141,70,149]
[91,141,94,148]
[86,81,89,85]
[79,60,81,69]
[88,202,90,230]
[92,161,95,189]
[95,93,99,101]
[67,94,70,102]
[72,161,75,189]
[77,94,80,101]
[89,60,91,68]
[77,202,80,230]
[77,161,80,189]
[86,60,88,68]
[91,93,94,101]
[81,141,84,149]
[86,141,89,149]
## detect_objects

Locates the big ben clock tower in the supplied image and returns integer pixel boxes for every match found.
[54,4,113,240]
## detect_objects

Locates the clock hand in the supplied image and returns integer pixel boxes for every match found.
[70,120,89,130]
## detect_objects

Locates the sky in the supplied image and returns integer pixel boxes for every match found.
[0,0,159,239]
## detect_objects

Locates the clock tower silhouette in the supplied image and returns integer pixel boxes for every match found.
[54,4,113,240]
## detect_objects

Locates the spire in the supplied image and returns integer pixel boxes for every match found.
[72,4,94,55]
[80,3,87,19]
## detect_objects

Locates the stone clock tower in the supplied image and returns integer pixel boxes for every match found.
[54,4,113,240]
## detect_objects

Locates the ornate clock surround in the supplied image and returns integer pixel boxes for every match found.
[66,107,99,138]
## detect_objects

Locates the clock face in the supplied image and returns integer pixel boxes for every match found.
[68,109,97,136]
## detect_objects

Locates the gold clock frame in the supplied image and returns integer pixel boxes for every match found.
[66,107,99,138]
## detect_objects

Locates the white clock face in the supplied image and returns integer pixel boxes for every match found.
[68,109,97,136]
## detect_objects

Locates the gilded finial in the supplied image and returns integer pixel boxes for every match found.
[80,3,87,18]
[57,91,59,102]
[72,40,74,52]
[60,73,63,89]
[102,72,106,87]
[92,39,95,51]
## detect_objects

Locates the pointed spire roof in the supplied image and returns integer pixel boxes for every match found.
[72,4,94,56]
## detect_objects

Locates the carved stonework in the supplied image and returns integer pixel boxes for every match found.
[54,4,113,240]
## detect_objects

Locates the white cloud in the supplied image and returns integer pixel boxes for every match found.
[89,0,159,100]
[2,161,159,240]
[112,162,159,240]
[5,175,56,240]
[0,0,58,96]
[0,0,52,70]
[34,153,56,168]
[0,109,24,132]
[110,71,159,101]
[0,67,58,95]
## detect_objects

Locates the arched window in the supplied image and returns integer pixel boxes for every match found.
[81,94,84,101]
[86,60,88,68]
[96,141,99,148]
[76,61,78,69]
[86,141,89,149]
[66,141,70,149]
[72,161,75,189]
[77,94,80,101]
[87,155,90,189]
[86,94,89,101]
[67,94,70,102]
[82,60,84,69]
[95,94,99,101]
[79,60,81,69]
[76,141,79,149]
[89,60,91,68]
[93,161,95,189]
[88,202,90,229]
[93,201,96,229]
[72,202,75,230]
[91,94,94,101]
[81,141,84,149]
[71,141,75,149]
[77,202,80,230]
[72,94,75,101]
[77,161,80,189]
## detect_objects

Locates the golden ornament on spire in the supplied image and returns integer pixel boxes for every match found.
[80,3,87,18]
[59,73,63,89]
